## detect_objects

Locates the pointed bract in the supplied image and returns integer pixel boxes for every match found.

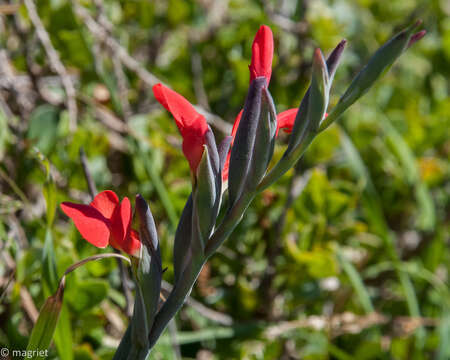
[285,39,346,153]
[173,195,193,282]
[193,146,217,249]
[308,49,329,132]
[228,77,266,204]
[245,87,277,189]
[135,195,159,253]
[408,30,426,48]
[133,195,162,347]
[326,39,347,82]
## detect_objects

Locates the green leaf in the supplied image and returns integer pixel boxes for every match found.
[337,248,374,314]
[33,149,57,226]
[0,110,11,158]
[27,287,64,359]
[42,229,58,293]
[27,105,60,155]
[379,116,435,231]
[53,305,73,360]
[28,254,128,358]
[65,279,109,312]
[437,310,450,360]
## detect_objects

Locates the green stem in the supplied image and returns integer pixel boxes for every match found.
[146,191,257,353]
[257,132,315,192]
[205,192,255,258]
[147,257,204,349]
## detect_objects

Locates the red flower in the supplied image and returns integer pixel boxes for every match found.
[153,83,208,173]
[222,110,243,180]
[276,108,298,135]
[276,110,329,135]
[60,190,141,257]
[249,25,274,84]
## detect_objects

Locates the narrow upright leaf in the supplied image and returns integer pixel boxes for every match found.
[27,287,64,359]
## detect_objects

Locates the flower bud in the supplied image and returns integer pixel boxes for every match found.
[228,77,266,205]
[287,40,346,153]
[133,195,162,347]
[249,25,274,84]
[193,146,218,251]
[245,87,277,190]
[308,48,329,132]
[320,20,424,131]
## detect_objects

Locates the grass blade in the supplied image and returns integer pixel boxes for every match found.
[379,115,435,231]
[337,248,374,314]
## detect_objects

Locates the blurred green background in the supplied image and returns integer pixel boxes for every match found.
[0,0,449,359]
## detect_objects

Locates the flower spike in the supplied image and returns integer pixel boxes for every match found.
[153,83,209,173]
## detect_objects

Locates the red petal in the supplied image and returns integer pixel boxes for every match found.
[222,152,230,181]
[90,190,119,219]
[231,110,243,141]
[276,110,328,136]
[109,197,132,252]
[152,83,206,134]
[222,110,243,181]
[276,108,298,135]
[121,229,141,257]
[60,202,110,248]
[152,83,208,173]
[249,25,274,84]
[182,132,206,174]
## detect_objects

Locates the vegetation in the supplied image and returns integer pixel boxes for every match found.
[0,0,448,359]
